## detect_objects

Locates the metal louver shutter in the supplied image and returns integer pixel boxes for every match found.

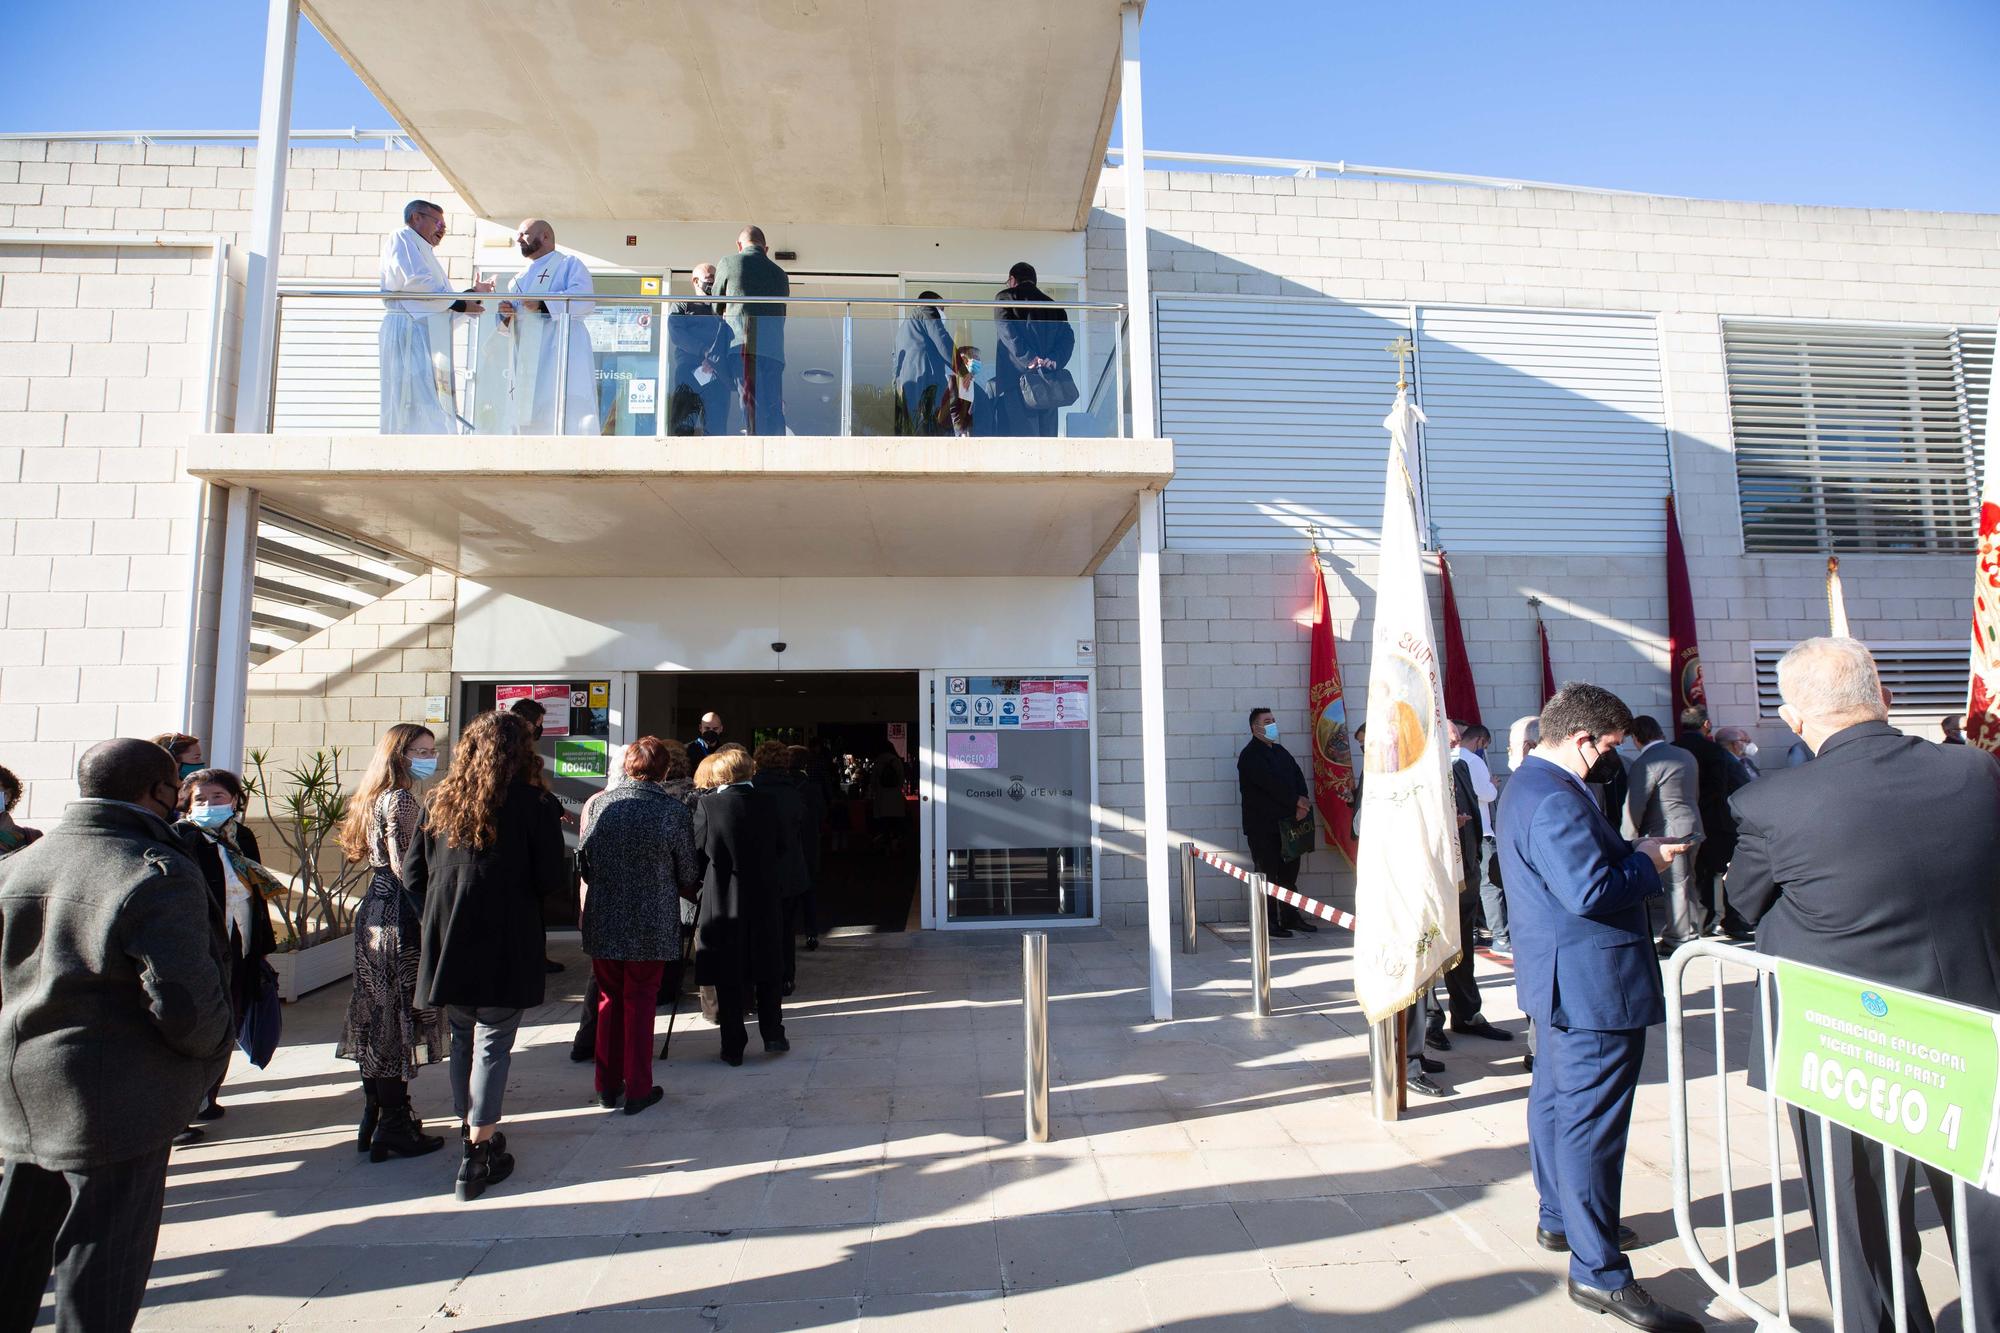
[1752,641,1969,723]
[1415,307,1670,553]
[272,282,381,432]
[1157,297,1412,549]
[1726,321,1983,555]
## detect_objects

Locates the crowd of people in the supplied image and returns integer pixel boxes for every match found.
[1236,640,1999,1332]
[379,201,1080,439]
[0,698,834,1327]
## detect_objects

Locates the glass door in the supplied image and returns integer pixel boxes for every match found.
[933,671,1098,927]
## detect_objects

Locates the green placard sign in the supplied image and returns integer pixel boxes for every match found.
[554,738,609,779]
[1771,959,2000,1187]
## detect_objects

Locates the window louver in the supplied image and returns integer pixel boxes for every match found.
[1753,641,1969,721]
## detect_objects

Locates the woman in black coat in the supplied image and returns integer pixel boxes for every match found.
[406,710,565,1201]
[992,261,1076,438]
[749,741,811,995]
[175,768,278,1120]
[692,747,789,1065]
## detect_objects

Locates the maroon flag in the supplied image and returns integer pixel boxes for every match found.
[1666,494,1706,720]
[1437,551,1481,725]
[1537,617,1557,705]
[1306,553,1360,864]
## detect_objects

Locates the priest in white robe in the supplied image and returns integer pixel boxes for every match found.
[378,199,488,434]
[476,219,600,435]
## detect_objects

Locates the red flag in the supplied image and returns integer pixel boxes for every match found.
[1306,553,1360,864]
[1665,494,1706,720]
[1537,616,1557,706]
[1968,450,2000,750]
[1437,551,1481,725]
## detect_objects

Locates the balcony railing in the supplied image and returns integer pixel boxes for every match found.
[269,291,1131,440]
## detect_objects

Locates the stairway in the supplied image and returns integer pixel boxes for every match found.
[250,507,430,665]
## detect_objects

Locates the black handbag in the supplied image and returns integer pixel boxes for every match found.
[1277,814,1317,862]
[1018,365,1079,411]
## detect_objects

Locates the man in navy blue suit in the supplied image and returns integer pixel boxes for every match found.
[1496,683,1701,1331]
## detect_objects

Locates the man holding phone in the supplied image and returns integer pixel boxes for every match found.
[1496,683,1700,1332]
[1622,715,1705,957]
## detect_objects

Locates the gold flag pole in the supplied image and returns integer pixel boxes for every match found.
[1826,556,1851,638]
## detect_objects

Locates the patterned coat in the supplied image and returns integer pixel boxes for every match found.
[578,782,701,962]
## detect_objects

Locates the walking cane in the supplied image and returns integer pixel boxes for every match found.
[660,891,700,1061]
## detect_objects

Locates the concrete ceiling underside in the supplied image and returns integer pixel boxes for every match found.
[304,0,1125,230]
[188,436,1170,579]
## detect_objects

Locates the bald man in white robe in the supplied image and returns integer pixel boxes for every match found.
[478,219,600,435]
[378,199,489,434]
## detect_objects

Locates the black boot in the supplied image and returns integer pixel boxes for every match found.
[455,1137,516,1202]
[357,1084,381,1153]
[458,1122,506,1155]
[370,1105,445,1162]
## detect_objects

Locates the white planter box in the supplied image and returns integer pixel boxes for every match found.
[271,932,354,1002]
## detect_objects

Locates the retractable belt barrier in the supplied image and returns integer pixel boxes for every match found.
[1178,841,1357,1018]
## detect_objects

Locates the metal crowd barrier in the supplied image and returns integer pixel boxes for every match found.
[1022,931,1050,1143]
[1664,940,1986,1332]
[1176,841,1358,1019]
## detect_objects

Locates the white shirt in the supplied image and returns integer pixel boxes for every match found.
[1452,745,1498,832]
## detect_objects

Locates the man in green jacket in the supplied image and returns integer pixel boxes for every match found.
[714,224,790,435]
[0,738,234,1332]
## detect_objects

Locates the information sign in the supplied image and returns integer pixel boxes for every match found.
[555,738,609,779]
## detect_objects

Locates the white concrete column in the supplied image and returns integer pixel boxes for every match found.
[232,0,299,433]
[208,485,260,773]
[1122,2,1173,1021]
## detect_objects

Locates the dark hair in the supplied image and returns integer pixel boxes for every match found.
[917,290,941,301]
[1630,715,1664,746]
[427,712,536,851]
[1678,705,1708,730]
[77,737,178,804]
[753,739,791,773]
[1540,683,1635,743]
[1007,261,1037,288]
[1248,707,1273,727]
[623,736,674,783]
[151,731,200,761]
[1463,724,1491,746]
[176,767,245,813]
[507,697,546,723]
[0,765,20,808]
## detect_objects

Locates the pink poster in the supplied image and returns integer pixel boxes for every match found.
[533,683,571,737]
[496,684,532,713]
[947,732,998,769]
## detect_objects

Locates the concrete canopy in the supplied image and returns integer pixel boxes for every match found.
[187,435,1171,579]
[304,0,1126,230]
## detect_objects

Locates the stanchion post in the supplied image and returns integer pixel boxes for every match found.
[1022,931,1050,1143]
[1247,872,1273,1018]
[1369,1014,1401,1123]
[1179,841,1198,955]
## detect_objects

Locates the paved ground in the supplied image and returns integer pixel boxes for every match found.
[66,921,1969,1330]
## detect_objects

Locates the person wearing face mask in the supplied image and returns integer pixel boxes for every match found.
[334,724,448,1163]
[0,738,233,1333]
[894,292,955,436]
[173,768,276,1122]
[688,712,727,766]
[942,343,994,437]
[1236,707,1317,939]
[1495,684,1700,1332]
[0,764,42,855]
[1713,727,1760,784]
[152,731,205,783]
[479,218,599,436]
[669,263,732,435]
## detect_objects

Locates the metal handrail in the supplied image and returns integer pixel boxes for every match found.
[1,128,412,148]
[1105,145,1657,198]
[281,289,1126,312]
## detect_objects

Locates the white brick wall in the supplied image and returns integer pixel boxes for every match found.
[1085,169,2000,925]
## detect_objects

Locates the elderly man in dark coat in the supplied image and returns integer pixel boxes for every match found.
[893,292,954,435]
[692,749,791,1065]
[0,738,234,1332]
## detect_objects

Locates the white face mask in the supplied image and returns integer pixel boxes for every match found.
[1743,741,1760,758]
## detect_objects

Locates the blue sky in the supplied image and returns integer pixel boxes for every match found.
[7,1,1999,213]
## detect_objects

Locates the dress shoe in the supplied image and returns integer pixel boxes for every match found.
[1453,1017,1515,1042]
[1407,1071,1449,1098]
[720,1051,744,1067]
[1419,1053,1445,1074]
[623,1086,664,1116]
[765,1037,791,1054]
[1524,1052,1535,1073]
[1289,916,1319,933]
[1565,1278,1701,1330]
[1268,923,1294,938]
[597,1090,621,1109]
[196,1100,226,1120]
[1538,1224,1639,1253]
[568,1044,593,1063]
[804,935,820,951]
[1425,1028,1452,1052]
[171,1127,205,1147]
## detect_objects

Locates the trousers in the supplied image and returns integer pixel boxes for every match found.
[1791,1107,2000,1333]
[446,1005,522,1130]
[1442,891,1484,1026]
[1475,835,1509,947]
[592,958,663,1097]
[1653,856,1704,946]
[736,351,786,435]
[1528,1022,1645,1290]
[717,981,785,1061]
[0,1143,173,1333]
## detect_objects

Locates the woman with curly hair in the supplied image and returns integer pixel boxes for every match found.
[334,723,448,1161]
[407,710,565,1201]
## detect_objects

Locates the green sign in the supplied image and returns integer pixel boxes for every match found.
[1771,959,2000,1187]
[554,738,609,779]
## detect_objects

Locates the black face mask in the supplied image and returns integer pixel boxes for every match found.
[1584,749,1624,784]
[701,730,721,742]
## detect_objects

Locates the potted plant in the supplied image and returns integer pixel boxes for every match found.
[246,748,367,1001]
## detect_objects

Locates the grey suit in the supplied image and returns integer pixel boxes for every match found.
[1623,741,1704,945]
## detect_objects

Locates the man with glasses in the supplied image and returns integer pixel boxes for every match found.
[1496,683,1700,1331]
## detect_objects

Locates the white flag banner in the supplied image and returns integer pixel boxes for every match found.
[1353,386,1463,1024]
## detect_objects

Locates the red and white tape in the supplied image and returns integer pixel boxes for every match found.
[1191,848,1358,932]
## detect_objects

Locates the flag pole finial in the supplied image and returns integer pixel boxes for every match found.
[1385,336,1414,392]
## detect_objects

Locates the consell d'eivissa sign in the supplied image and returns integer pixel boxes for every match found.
[1771,959,2000,1189]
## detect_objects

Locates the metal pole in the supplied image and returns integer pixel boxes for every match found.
[1368,1015,1401,1123]
[231,0,298,433]
[554,306,569,434]
[1022,932,1049,1143]
[1822,1116,1843,1333]
[1178,841,1198,954]
[1247,872,1272,1018]
[654,297,671,439]
[1758,969,1793,1327]
[839,303,854,437]
[1712,961,1739,1291]
[1886,1147,1907,1333]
